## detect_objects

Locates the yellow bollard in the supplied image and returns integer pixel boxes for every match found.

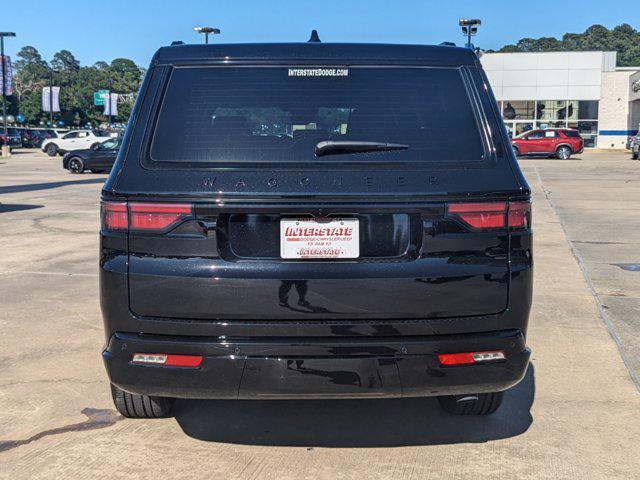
[1,145,10,158]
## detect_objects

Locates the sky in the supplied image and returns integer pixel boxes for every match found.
[1,0,637,67]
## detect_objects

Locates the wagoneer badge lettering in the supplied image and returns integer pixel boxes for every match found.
[202,177,216,189]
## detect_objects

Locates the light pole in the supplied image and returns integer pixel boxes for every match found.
[459,19,481,50]
[1,31,16,156]
[48,66,56,125]
[107,77,113,128]
[193,26,220,44]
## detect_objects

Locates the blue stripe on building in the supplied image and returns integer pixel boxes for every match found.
[599,130,638,136]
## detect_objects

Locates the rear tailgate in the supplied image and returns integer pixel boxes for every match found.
[123,199,513,320]
[104,61,529,322]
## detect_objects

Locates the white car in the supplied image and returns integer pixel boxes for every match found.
[41,129,110,156]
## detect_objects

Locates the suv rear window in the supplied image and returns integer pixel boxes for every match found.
[150,67,487,165]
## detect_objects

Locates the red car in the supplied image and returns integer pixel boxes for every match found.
[511,129,584,160]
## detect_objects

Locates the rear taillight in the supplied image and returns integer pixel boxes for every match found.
[447,202,506,229]
[100,201,192,232]
[507,201,531,230]
[101,201,127,231]
[129,203,192,231]
[447,201,530,231]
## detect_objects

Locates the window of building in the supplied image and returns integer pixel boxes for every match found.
[536,100,567,121]
[567,101,599,121]
[499,100,599,147]
[502,101,536,120]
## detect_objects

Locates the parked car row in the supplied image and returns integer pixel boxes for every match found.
[1,125,121,173]
[0,127,71,149]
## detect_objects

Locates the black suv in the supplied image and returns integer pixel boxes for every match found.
[101,40,532,418]
[0,127,22,149]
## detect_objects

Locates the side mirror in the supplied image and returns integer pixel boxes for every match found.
[91,144,100,150]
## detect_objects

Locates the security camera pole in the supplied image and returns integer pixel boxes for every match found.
[193,26,220,44]
[459,19,481,50]
[1,31,16,157]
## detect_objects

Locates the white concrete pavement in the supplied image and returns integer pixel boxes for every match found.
[0,150,638,479]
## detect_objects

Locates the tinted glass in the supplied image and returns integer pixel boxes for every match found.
[150,67,486,164]
[527,131,545,139]
[101,138,120,149]
[7,128,19,135]
[563,130,581,138]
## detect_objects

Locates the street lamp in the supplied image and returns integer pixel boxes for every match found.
[459,19,481,50]
[193,26,220,44]
[107,77,114,128]
[48,66,58,126]
[1,31,16,157]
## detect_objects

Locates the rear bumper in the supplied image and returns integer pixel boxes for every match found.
[103,329,530,399]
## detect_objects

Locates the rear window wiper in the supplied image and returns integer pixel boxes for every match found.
[314,140,409,157]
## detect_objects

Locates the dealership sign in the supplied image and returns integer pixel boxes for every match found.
[42,86,61,112]
[1,55,13,96]
[103,93,118,116]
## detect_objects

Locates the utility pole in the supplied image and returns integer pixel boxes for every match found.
[1,32,16,157]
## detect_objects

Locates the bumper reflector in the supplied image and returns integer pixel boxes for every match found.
[438,350,505,366]
[132,353,203,368]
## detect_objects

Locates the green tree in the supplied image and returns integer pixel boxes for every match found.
[497,23,640,67]
[51,50,80,73]
[13,45,47,70]
[11,45,145,126]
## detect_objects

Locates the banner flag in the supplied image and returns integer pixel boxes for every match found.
[0,55,13,96]
[42,86,61,112]
[103,93,118,116]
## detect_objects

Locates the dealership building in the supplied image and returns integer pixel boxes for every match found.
[480,51,640,148]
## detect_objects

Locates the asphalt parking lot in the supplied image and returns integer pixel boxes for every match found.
[1,149,639,479]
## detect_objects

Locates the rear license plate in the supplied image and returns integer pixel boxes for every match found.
[280,218,359,259]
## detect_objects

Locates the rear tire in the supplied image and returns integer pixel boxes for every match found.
[67,157,84,174]
[437,391,504,415]
[556,145,572,160]
[110,383,175,418]
[633,152,639,160]
[46,143,58,157]
[512,146,520,156]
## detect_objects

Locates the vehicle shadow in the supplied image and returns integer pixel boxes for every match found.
[175,364,535,447]
[0,178,105,195]
[517,156,582,161]
[0,203,44,213]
